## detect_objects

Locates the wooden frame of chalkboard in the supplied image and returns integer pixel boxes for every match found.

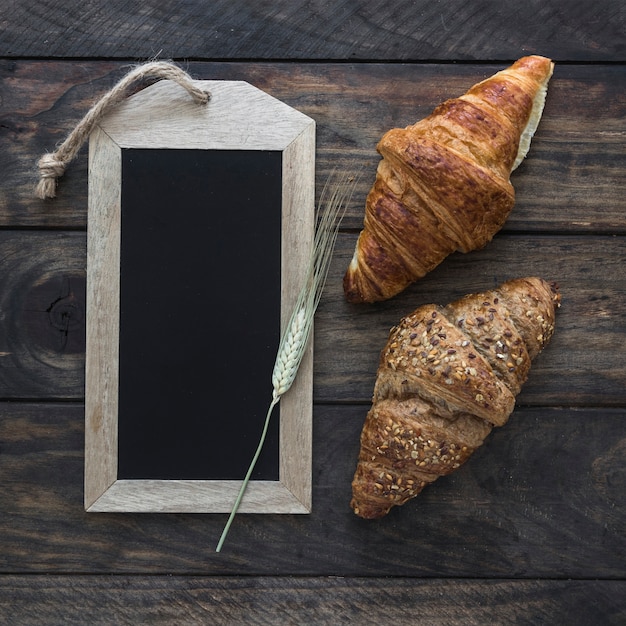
[84,79,315,513]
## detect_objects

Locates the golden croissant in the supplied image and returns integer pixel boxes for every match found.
[344,56,554,303]
[351,277,560,519]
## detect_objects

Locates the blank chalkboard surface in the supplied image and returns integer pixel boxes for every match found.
[84,78,315,513]
[117,148,281,481]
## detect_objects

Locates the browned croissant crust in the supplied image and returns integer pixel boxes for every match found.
[344,56,555,303]
[351,277,560,519]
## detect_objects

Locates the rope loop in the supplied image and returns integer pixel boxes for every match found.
[35,61,210,199]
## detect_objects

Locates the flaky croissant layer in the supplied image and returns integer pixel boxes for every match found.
[344,55,555,303]
[351,277,560,519]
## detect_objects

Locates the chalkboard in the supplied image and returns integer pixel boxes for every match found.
[117,148,281,481]
[84,79,315,513]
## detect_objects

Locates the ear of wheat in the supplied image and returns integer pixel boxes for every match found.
[216,173,356,552]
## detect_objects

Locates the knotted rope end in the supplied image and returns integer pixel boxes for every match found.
[36,153,67,200]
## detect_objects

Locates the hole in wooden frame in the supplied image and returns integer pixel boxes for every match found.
[84,80,315,513]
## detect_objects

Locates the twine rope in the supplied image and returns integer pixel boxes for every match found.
[35,61,210,200]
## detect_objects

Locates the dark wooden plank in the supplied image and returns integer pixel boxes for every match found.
[3,229,623,407]
[0,231,85,399]
[2,61,625,232]
[202,61,626,234]
[0,575,624,625]
[316,232,626,405]
[1,402,624,577]
[0,0,624,62]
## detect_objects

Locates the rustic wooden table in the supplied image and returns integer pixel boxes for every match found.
[1,1,625,624]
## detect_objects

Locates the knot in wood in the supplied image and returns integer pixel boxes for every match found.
[47,292,83,333]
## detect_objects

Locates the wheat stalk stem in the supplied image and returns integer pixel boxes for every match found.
[216,173,356,553]
[215,395,279,553]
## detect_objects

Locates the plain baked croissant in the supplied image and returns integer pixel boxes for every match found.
[351,277,560,519]
[344,55,555,303]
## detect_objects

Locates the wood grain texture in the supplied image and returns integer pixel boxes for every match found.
[2,61,625,232]
[84,126,120,509]
[0,575,624,625]
[1,230,623,407]
[99,79,315,150]
[0,231,85,399]
[0,0,624,62]
[0,402,624,578]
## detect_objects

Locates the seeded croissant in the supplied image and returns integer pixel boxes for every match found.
[351,277,560,519]
[344,55,555,303]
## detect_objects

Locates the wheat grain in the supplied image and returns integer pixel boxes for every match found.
[216,172,357,552]
[272,306,307,396]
